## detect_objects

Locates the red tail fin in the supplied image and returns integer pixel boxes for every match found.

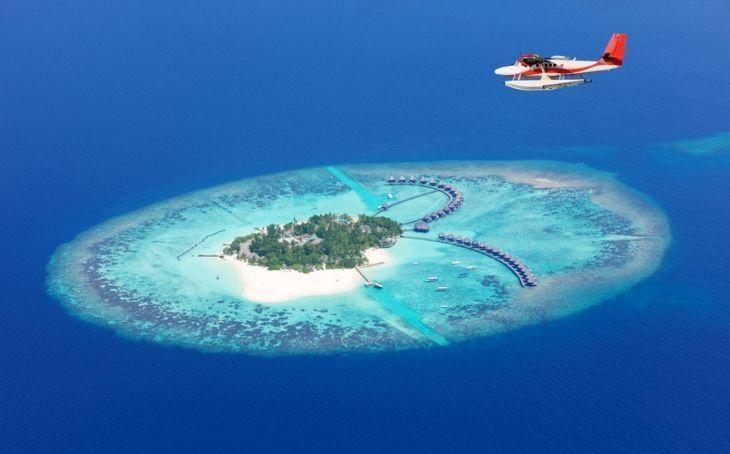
[601,33,626,66]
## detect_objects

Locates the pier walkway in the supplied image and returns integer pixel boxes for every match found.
[401,233,537,287]
[383,176,464,226]
[375,189,439,216]
[177,229,226,261]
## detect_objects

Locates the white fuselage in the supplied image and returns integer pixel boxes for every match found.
[495,57,618,77]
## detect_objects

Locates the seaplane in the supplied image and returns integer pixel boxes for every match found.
[494,33,626,91]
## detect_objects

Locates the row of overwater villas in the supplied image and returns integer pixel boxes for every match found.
[386,176,464,223]
[436,233,538,287]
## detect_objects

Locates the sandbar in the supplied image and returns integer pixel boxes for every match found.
[226,248,391,303]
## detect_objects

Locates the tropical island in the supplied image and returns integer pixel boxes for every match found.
[224,213,402,272]
[46,162,670,353]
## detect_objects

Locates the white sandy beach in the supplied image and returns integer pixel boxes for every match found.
[226,248,391,303]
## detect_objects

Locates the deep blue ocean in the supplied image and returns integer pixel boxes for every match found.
[2,0,729,452]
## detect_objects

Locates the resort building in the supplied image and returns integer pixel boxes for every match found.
[414,221,430,233]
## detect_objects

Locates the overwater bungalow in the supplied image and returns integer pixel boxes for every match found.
[408,175,416,183]
[398,175,406,183]
[388,176,396,183]
[424,230,537,287]
[419,176,428,184]
[414,221,430,233]
[437,182,446,189]
[429,179,438,186]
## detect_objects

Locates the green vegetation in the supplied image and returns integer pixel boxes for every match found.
[224,214,402,272]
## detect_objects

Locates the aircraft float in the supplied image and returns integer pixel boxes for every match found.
[495,33,626,91]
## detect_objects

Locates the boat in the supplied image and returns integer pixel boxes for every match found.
[457,272,468,278]
[372,282,383,289]
[387,193,394,199]
[440,305,449,308]
[465,265,477,270]
[436,286,448,292]
[426,276,439,282]
[451,260,462,265]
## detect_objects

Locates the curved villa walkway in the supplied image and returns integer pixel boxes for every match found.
[384,175,537,287]
[381,175,464,227]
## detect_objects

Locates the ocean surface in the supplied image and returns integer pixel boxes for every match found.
[45,161,669,354]
[2,0,729,452]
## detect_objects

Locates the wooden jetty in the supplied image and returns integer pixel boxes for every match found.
[384,176,464,226]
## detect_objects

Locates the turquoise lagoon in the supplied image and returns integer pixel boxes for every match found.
[47,161,670,355]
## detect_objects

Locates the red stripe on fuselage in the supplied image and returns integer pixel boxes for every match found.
[518,60,608,77]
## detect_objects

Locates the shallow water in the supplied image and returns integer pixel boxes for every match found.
[47,161,669,355]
